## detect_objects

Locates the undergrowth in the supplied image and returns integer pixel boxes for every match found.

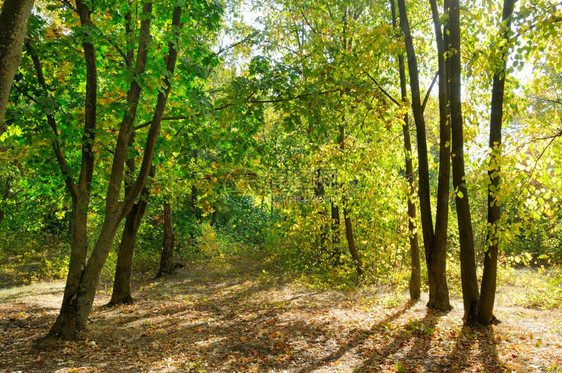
[0,232,68,287]
[1,219,561,313]
[498,266,562,309]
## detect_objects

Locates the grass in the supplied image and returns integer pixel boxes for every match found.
[497,265,562,310]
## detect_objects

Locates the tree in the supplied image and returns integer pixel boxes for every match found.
[0,0,36,132]
[397,0,451,311]
[23,1,188,342]
[108,0,224,304]
[446,0,480,323]
[478,0,517,325]
[389,0,421,301]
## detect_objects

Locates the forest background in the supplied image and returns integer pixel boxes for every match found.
[0,0,561,366]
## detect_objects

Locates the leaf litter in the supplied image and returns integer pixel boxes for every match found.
[0,260,560,372]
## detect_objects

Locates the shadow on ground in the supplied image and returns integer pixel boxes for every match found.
[1,259,557,372]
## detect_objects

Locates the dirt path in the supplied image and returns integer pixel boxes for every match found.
[1,260,561,372]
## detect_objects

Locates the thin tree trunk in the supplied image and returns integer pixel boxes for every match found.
[0,0,35,132]
[108,183,151,306]
[398,0,451,310]
[330,201,342,265]
[405,174,421,300]
[338,125,362,276]
[343,206,362,276]
[479,0,517,326]
[331,202,340,244]
[427,0,452,312]
[157,201,176,277]
[447,0,480,323]
[314,168,328,255]
[390,0,420,301]
[397,0,434,267]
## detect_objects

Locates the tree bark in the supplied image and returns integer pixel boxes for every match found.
[0,0,35,132]
[446,0,480,323]
[314,168,328,254]
[479,0,517,326]
[157,201,176,277]
[390,0,420,301]
[331,202,340,245]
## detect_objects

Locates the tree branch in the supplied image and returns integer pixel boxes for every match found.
[58,0,77,12]
[215,31,260,57]
[103,2,153,215]
[300,9,319,35]
[59,0,128,63]
[422,70,438,113]
[247,88,348,104]
[75,0,98,198]
[363,71,400,106]
[527,134,559,186]
[25,41,78,199]
[122,5,182,219]
[134,88,347,132]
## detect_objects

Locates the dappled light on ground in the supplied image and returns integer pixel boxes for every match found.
[1,261,561,372]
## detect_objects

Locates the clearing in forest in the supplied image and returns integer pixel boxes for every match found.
[0,259,561,372]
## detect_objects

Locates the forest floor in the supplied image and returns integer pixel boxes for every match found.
[0,258,561,372]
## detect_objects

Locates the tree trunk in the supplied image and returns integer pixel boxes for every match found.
[108,197,149,306]
[46,214,123,341]
[109,164,155,305]
[343,206,362,276]
[331,202,340,244]
[398,0,450,310]
[314,168,329,255]
[338,124,362,277]
[427,0,452,312]
[406,211,421,299]
[0,0,35,132]
[329,202,342,264]
[109,114,155,306]
[479,0,517,326]
[157,201,176,277]
[390,0,420,301]
[446,0,480,323]
[52,195,90,341]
